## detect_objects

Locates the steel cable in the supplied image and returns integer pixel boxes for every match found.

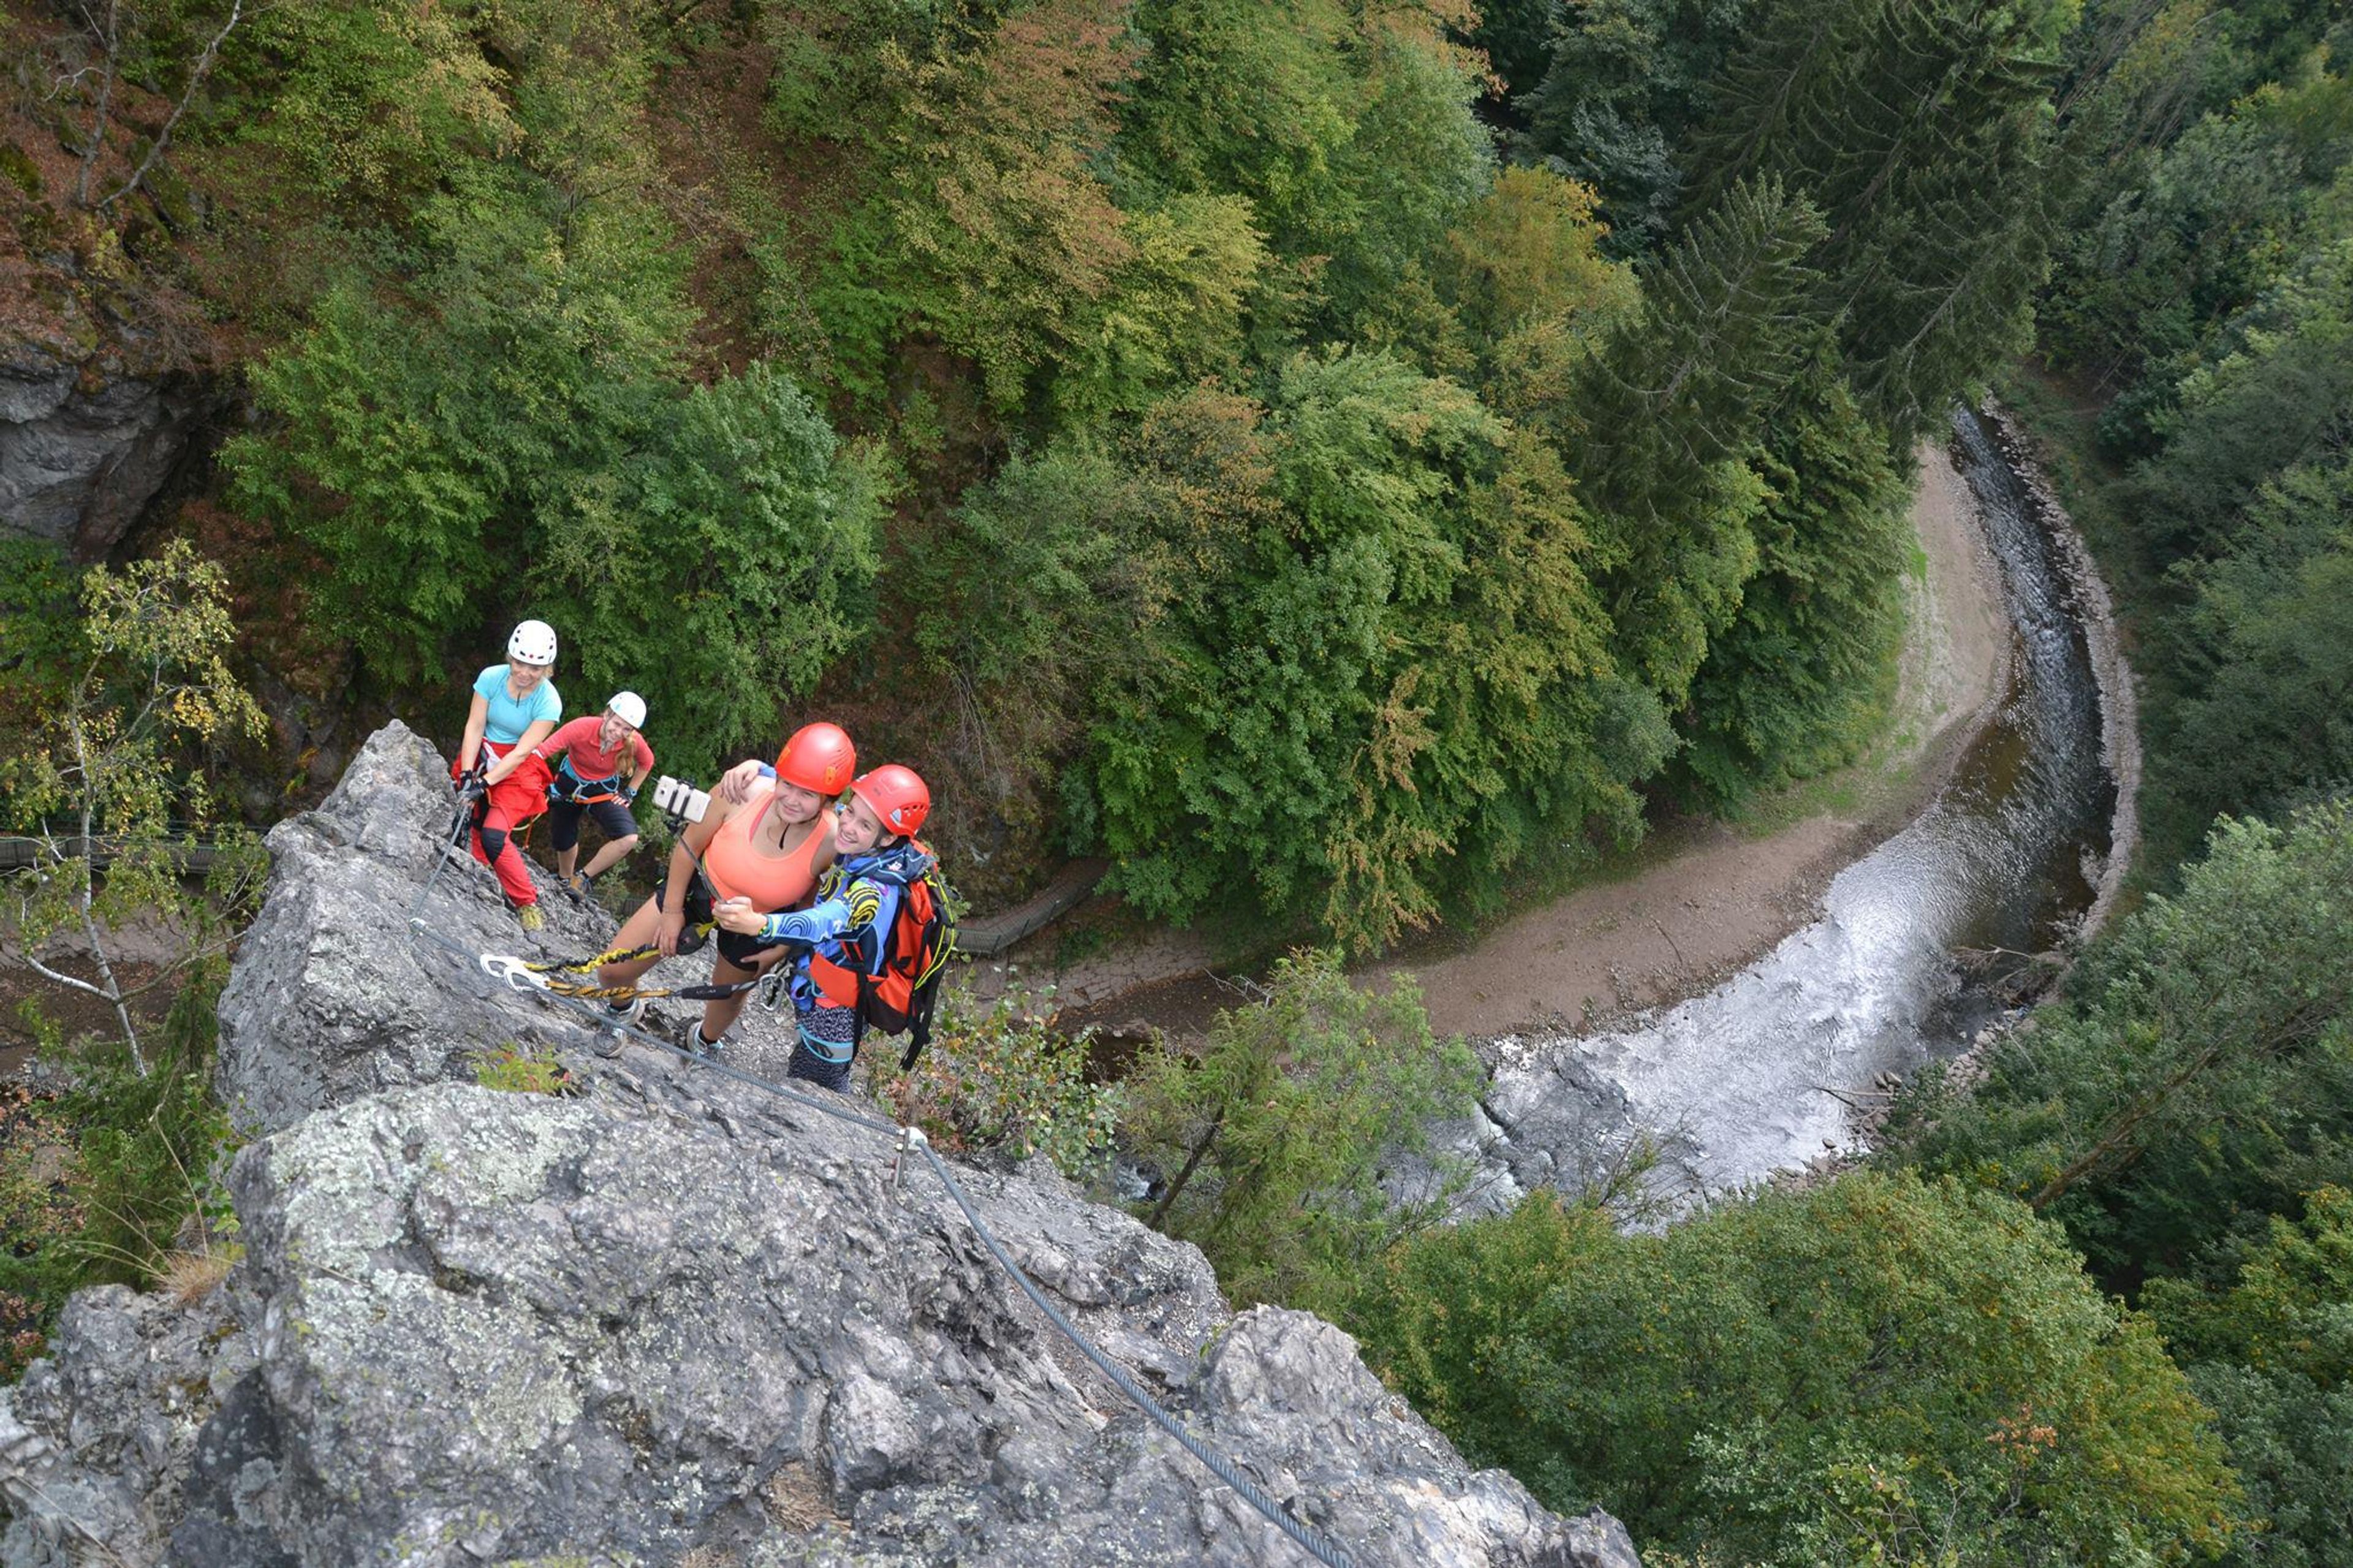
[916,1137,1359,1568]
[398,852,1360,1568]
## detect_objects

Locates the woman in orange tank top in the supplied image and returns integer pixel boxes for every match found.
[593,723,857,1056]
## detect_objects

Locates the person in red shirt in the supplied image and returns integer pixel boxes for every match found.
[534,692,656,894]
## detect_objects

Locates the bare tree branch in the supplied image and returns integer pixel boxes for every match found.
[47,64,105,100]
[72,0,120,208]
[17,951,116,1005]
[98,0,246,211]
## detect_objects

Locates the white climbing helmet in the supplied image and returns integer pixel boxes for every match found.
[607,691,647,730]
[507,619,559,665]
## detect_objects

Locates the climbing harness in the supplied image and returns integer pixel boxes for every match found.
[548,763,617,808]
[399,792,1357,1568]
[548,756,638,809]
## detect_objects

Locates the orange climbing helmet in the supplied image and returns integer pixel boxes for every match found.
[776,722,857,795]
[851,764,930,838]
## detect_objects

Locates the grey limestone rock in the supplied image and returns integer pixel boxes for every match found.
[214,721,636,1133]
[1391,1044,1648,1224]
[7,722,1644,1567]
[0,329,215,559]
[0,1284,254,1567]
[6,1078,1637,1566]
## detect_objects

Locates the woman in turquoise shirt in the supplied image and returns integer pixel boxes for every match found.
[453,619,563,930]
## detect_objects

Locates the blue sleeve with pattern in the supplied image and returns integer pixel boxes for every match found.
[757,877,902,973]
[756,893,857,948]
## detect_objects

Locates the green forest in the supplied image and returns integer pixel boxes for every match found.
[2,0,2042,945]
[4,0,2353,1559]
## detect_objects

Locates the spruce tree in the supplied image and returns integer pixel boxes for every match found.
[1681,0,2069,430]
[1573,176,1828,700]
[1679,348,1910,804]
[1518,0,1751,251]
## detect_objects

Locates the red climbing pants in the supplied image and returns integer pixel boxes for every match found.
[458,740,551,909]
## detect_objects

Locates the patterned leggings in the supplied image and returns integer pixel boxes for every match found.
[786,1002,859,1093]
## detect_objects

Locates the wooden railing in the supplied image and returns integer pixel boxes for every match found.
[955,858,1107,956]
[0,835,228,874]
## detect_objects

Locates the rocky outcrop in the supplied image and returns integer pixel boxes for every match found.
[1402,1050,1648,1222]
[0,1284,251,1567]
[211,719,652,1134]
[0,325,216,560]
[6,722,1642,1567]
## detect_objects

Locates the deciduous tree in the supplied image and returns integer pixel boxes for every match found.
[0,543,267,1074]
[1124,950,1478,1311]
[1350,1170,2237,1564]
[1896,801,2353,1282]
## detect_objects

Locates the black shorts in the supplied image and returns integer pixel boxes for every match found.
[654,878,788,971]
[547,795,638,853]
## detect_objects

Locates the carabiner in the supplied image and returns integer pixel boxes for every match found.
[479,954,548,994]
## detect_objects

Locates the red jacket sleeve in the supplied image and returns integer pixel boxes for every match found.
[535,716,597,762]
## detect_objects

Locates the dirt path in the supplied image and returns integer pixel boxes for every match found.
[1396,437,2010,1039]
[982,438,2012,1042]
[1,913,194,1081]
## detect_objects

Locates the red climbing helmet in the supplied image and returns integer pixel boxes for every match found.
[776,722,857,795]
[851,764,930,837]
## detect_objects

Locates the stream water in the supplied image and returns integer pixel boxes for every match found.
[1429,406,2128,1215]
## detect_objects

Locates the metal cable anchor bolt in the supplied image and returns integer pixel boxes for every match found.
[890,1125,926,1197]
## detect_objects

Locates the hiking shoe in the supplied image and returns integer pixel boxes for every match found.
[591,997,639,1058]
[561,871,593,898]
[517,903,545,933]
[680,1018,724,1059]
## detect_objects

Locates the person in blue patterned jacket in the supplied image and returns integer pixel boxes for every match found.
[714,764,934,1092]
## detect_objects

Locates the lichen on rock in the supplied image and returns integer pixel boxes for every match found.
[3,722,1642,1567]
